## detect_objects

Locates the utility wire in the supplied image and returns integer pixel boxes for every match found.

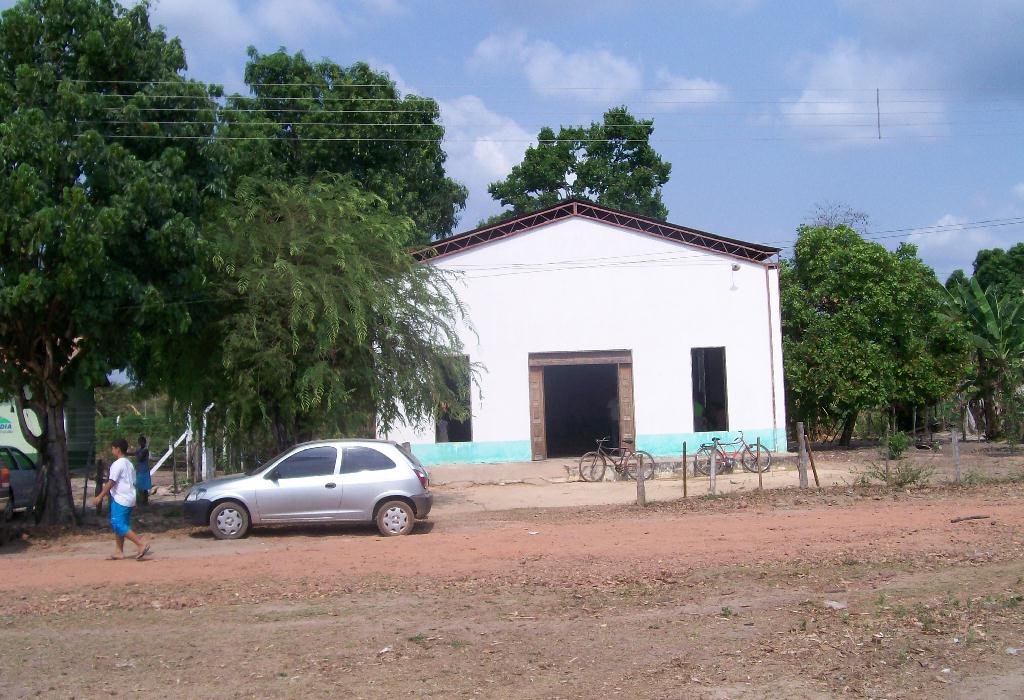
[89,132,1024,143]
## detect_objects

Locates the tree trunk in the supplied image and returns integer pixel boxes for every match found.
[981,389,1001,440]
[15,384,77,525]
[40,396,76,525]
[838,411,857,448]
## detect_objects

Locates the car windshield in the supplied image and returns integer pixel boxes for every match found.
[245,448,291,476]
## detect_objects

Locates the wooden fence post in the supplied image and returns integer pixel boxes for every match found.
[635,454,647,508]
[80,474,89,518]
[796,422,809,489]
[952,428,962,484]
[805,430,820,488]
[682,442,688,498]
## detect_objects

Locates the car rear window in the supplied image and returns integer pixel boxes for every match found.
[10,449,33,470]
[275,446,337,478]
[341,446,396,474]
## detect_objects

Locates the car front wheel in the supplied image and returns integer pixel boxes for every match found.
[209,501,250,540]
[375,500,415,536]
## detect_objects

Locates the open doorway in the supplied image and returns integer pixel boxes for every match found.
[528,350,634,460]
[542,364,619,457]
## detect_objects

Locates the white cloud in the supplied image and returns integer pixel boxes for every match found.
[151,0,356,88]
[439,96,534,225]
[782,39,946,145]
[371,62,416,96]
[152,0,256,50]
[359,0,407,15]
[907,214,1008,274]
[471,33,642,103]
[252,0,349,45]
[648,69,729,111]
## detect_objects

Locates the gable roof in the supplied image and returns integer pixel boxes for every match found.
[414,198,780,263]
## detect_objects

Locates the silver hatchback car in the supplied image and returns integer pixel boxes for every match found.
[183,439,432,539]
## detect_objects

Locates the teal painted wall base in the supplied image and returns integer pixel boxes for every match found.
[411,440,532,466]
[637,428,787,457]
[408,427,786,466]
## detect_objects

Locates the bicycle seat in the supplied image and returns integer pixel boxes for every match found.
[621,437,634,445]
[711,437,721,443]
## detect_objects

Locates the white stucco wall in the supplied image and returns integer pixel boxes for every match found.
[386,216,786,463]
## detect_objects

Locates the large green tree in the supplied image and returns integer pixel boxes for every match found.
[782,224,967,445]
[487,106,672,220]
[0,0,219,522]
[219,48,467,244]
[203,176,470,452]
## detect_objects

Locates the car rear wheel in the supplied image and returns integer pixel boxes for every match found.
[375,500,415,536]
[209,501,250,540]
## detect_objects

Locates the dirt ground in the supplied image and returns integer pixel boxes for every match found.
[2,442,1023,698]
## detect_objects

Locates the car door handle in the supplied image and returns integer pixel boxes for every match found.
[325,482,337,488]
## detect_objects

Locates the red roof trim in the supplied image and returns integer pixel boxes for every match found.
[414,199,780,263]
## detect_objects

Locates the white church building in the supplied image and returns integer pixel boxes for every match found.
[385,199,786,466]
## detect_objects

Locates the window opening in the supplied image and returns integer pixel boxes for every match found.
[436,355,472,443]
[692,347,729,431]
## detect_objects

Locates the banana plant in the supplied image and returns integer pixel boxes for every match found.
[942,278,1024,438]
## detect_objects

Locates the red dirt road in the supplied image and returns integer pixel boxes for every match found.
[5,488,1022,594]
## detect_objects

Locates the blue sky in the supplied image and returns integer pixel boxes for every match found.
[5,0,1024,279]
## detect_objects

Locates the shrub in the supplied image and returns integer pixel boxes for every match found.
[864,462,933,488]
[887,431,911,459]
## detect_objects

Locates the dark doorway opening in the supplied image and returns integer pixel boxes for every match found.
[543,364,619,457]
[436,355,472,443]
[692,347,728,431]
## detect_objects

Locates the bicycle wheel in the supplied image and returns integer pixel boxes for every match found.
[578,451,606,482]
[741,444,773,472]
[624,451,656,481]
[693,446,712,476]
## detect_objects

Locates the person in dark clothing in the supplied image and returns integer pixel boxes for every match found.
[130,436,151,506]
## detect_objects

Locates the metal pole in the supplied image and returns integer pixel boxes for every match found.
[710,447,717,495]
[757,437,763,491]
[952,427,962,484]
[682,442,688,498]
[200,403,214,481]
[170,440,177,494]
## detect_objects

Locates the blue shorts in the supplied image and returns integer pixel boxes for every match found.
[109,501,133,536]
[136,468,152,492]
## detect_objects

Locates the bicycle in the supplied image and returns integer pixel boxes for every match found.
[579,437,656,482]
[693,431,772,476]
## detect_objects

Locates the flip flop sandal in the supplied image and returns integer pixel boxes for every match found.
[106,555,124,561]
[136,544,152,561]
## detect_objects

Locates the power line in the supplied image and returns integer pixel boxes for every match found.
[90,131,1024,143]
[63,78,1024,95]
[84,118,1024,131]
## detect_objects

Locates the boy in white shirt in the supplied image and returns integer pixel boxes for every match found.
[93,437,151,560]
